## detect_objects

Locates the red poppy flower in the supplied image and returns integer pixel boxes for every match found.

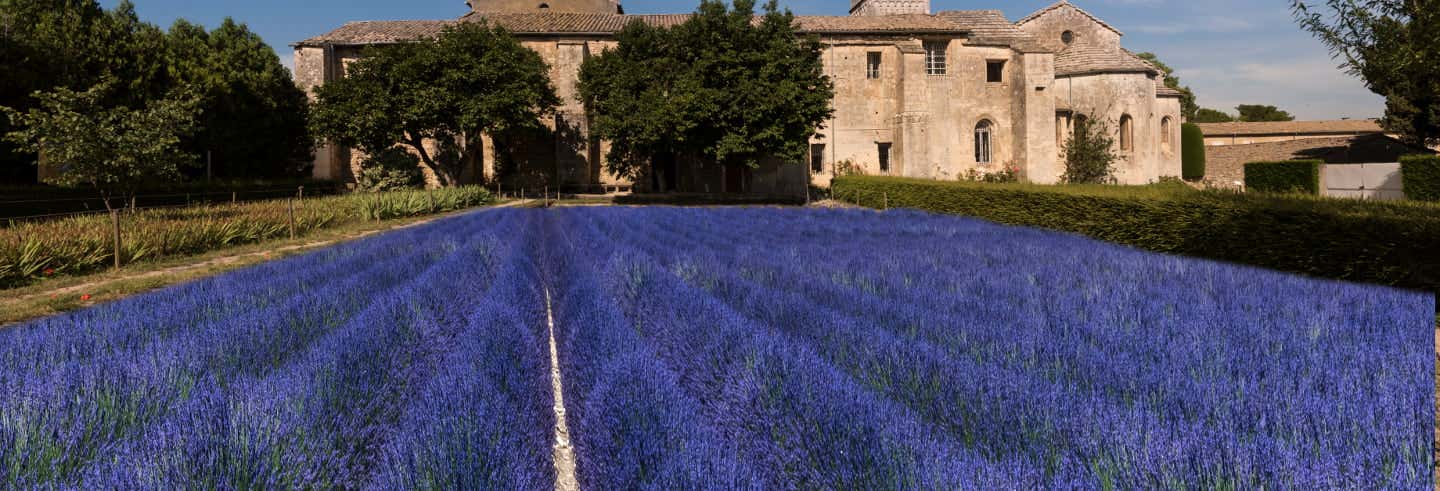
[80,294,91,301]
[43,268,54,276]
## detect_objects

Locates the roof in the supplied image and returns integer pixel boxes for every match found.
[1053,44,1155,76]
[935,10,1047,53]
[1016,1,1123,36]
[1155,79,1183,98]
[1196,120,1384,137]
[1204,134,1433,186]
[296,12,971,46]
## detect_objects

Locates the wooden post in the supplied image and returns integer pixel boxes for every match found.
[231,191,237,205]
[111,209,121,271]
[883,192,889,210]
[288,199,296,240]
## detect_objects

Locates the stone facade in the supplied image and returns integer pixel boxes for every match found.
[294,1,1183,192]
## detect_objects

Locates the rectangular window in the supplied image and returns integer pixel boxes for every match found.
[924,41,947,76]
[810,143,825,173]
[866,52,882,80]
[877,143,892,172]
[987,60,1006,83]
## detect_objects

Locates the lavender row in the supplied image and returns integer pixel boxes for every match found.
[564,207,1434,488]
[549,210,1040,488]
[0,210,555,488]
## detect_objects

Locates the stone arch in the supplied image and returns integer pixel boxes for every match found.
[1119,114,1134,152]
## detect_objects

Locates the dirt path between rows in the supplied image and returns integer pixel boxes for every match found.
[0,201,532,318]
[545,288,579,491]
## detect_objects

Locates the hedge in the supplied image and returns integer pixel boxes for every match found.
[1181,123,1206,181]
[1401,155,1440,201]
[833,176,1440,296]
[1244,160,1322,195]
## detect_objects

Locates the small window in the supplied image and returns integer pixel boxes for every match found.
[974,120,993,164]
[877,143,892,172]
[986,60,1006,83]
[1160,117,1173,152]
[924,41,947,76]
[1119,115,1134,152]
[866,52,882,80]
[538,2,550,8]
[810,143,825,173]
[1061,31,1075,45]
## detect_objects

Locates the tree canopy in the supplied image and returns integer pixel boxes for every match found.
[1236,104,1296,122]
[1293,0,1440,146]
[309,22,560,187]
[1193,108,1235,123]
[2,82,200,207]
[0,0,311,184]
[577,0,835,179]
[1135,52,1199,121]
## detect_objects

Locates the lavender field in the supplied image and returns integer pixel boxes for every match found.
[1,207,1433,488]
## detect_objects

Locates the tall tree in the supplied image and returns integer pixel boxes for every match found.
[167,18,312,179]
[2,82,200,209]
[578,0,835,180]
[1193,108,1235,123]
[1236,104,1296,122]
[1292,0,1440,146]
[309,22,559,187]
[1135,52,1199,121]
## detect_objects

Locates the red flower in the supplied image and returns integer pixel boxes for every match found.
[80,294,91,301]
[43,268,54,276]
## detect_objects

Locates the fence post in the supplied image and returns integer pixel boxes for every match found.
[288,199,296,240]
[232,191,237,205]
[111,209,122,271]
[298,186,305,200]
[883,192,888,210]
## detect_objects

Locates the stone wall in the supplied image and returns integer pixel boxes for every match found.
[1053,72,1174,184]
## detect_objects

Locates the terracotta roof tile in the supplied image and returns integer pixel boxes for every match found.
[1017,0,1123,36]
[1196,120,1385,137]
[296,12,972,46]
[935,10,1048,53]
[1053,44,1154,76]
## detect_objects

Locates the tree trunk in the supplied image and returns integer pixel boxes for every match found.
[406,135,456,188]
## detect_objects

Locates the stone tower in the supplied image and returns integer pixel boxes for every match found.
[466,0,620,14]
[849,0,930,15]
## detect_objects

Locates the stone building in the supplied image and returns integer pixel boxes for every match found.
[294,0,1183,193]
[1196,120,1386,147]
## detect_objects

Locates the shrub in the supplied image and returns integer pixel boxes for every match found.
[832,176,1440,295]
[1244,160,1322,194]
[1062,115,1119,184]
[1181,123,1206,180]
[964,162,1020,183]
[1401,155,1440,201]
[356,148,423,192]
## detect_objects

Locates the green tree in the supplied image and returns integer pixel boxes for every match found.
[166,18,312,179]
[310,22,559,187]
[1236,104,1296,122]
[1135,52,1198,121]
[1061,115,1120,184]
[578,0,835,180]
[1293,0,1439,147]
[1193,108,1235,123]
[2,82,200,208]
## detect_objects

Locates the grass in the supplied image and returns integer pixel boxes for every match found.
[0,186,492,288]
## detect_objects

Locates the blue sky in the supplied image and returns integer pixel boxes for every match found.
[101,0,1384,120]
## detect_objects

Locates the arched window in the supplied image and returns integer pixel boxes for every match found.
[1119,114,1134,152]
[538,3,550,8]
[1160,117,1173,152]
[974,120,993,164]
